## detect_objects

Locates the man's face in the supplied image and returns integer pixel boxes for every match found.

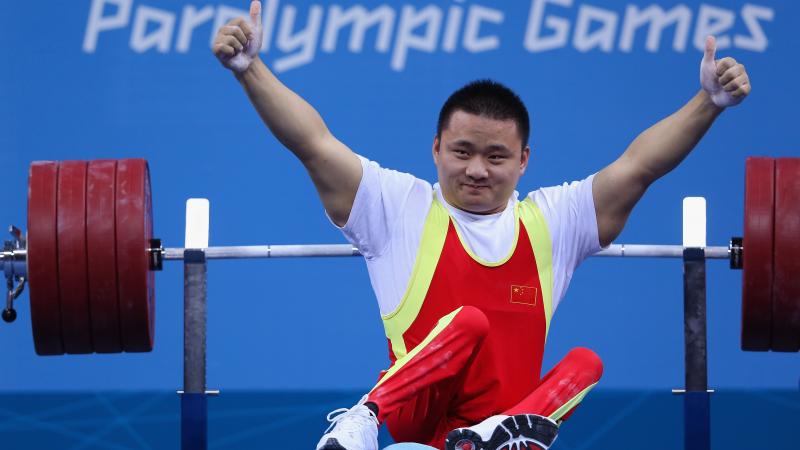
[433,110,530,214]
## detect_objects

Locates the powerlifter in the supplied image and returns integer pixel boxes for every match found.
[212,2,751,449]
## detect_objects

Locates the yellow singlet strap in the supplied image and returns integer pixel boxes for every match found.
[381,198,449,360]
[519,198,555,337]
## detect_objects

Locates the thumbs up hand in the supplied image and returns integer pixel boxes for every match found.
[700,36,751,108]
[213,1,263,73]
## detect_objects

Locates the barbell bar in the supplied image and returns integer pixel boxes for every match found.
[155,243,731,260]
[1,157,798,355]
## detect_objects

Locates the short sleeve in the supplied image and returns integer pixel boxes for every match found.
[527,174,601,310]
[331,155,425,260]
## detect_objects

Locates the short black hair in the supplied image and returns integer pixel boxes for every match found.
[436,79,530,147]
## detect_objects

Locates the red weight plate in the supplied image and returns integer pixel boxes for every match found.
[27,162,64,355]
[116,159,155,352]
[56,161,93,354]
[86,160,123,353]
[772,158,800,352]
[741,157,775,351]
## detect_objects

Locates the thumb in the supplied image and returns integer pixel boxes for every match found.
[249,0,262,25]
[703,35,716,63]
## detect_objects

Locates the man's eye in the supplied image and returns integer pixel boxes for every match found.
[454,149,469,156]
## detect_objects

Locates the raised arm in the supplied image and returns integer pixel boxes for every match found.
[212,1,361,226]
[593,36,751,247]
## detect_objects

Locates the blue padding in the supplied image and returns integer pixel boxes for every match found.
[181,393,208,450]
[684,391,711,450]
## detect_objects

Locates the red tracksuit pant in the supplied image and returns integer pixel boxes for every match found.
[367,306,603,449]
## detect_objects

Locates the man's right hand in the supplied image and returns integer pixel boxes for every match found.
[213,1,263,73]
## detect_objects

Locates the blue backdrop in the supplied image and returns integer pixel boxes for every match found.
[1,0,798,395]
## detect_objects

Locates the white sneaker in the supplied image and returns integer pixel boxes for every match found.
[316,395,379,450]
[444,414,559,450]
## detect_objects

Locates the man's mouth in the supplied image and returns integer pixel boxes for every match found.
[463,183,488,189]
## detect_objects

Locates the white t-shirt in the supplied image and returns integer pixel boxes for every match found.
[336,156,602,316]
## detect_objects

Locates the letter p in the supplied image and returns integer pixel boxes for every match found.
[83,0,133,52]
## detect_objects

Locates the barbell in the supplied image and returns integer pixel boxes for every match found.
[1,157,798,355]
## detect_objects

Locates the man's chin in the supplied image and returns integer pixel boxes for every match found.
[455,198,498,215]
[442,188,500,214]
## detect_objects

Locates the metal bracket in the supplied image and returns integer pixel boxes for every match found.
[2,226,27,323]
[671,389,716,394]
[729,237,743,270]
[177,390,220,396]
[149,238,164,271]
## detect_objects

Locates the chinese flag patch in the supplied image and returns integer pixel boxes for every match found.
[510,285,537,306]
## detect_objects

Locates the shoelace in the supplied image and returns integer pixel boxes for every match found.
[324,395,378,435]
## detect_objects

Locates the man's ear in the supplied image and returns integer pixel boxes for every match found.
[520,145,531,175]
[432,135,441,165]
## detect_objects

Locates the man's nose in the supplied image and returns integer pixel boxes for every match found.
[465,157,489,180]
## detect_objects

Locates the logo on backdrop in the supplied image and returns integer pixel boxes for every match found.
[83,0,774,72]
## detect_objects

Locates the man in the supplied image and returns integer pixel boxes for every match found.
[213,2,751,450]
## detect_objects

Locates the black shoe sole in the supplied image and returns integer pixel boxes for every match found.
[444,414,559,450]
[319,437,347,450]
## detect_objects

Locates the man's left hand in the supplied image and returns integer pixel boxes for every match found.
[700,35,751,108]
